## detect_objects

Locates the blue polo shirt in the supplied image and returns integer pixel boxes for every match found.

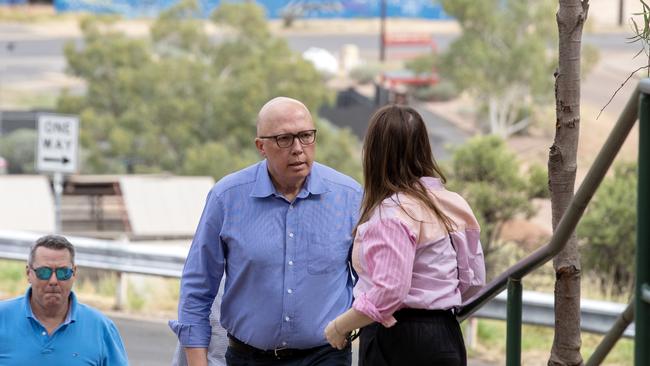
[0,288,128,365]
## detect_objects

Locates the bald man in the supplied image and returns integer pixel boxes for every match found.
[170,97,362,366]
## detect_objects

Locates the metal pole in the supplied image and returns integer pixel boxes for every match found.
[114,272,128,311]
[379,0,386,62]
[586,300,634,366]
[506,278,522,366]
[636,89,650,366]
[619,0,625,27]
[53,172,63,234]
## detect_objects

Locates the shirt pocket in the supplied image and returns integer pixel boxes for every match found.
[307,232,351,275]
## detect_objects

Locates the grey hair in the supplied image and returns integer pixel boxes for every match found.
[28,235,76,266]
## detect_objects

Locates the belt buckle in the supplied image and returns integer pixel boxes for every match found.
[273,346,288,359]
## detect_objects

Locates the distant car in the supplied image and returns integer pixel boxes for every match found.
[0,156,7,174]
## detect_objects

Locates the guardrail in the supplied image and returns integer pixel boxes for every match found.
[0,230,186,310]
[0,229,635,338]
[475,290,634,338]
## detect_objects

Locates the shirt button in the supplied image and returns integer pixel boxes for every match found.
[287,289,293,294]
[288,260,294,266]
[285,316,290,322]
[42,331,46,336]
[289,205,294,210]
[288,232,294,238]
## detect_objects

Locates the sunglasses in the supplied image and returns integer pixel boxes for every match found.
[30,266,74,281]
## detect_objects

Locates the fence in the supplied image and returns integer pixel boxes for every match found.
[0,229,635,338]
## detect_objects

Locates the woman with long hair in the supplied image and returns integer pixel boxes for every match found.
[324,104,485,366]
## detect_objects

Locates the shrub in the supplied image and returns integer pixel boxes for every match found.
[411,81,459,102]
[349,64,381,84]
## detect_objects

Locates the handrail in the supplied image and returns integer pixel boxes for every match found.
[457,84,641,321]
[586,300,635,366]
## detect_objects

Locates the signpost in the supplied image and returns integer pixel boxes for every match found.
[36,114,79,233]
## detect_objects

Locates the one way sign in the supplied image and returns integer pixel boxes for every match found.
[37,114,79,174]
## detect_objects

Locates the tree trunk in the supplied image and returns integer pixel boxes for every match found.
[548,1,588,365]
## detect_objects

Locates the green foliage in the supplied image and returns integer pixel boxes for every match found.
[438,0,557,137]
[127,284,146,311]
[473,318,633,365]
[411,81,459,102]
[526,164,550,199]
[314,119,362,182]
[57,0,359,180]
[0,129,37,174]
[439,0,556,96]
[404,53,436,75]
[0,260,27,297]
[579,162,637,296]
[449,135,537,276]
[349,64,381,84]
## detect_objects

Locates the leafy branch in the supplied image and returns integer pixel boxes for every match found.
[599,0,650,118]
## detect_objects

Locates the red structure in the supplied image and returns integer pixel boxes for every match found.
[380,33,439,88]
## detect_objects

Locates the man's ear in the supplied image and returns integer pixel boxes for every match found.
[255,138,266,157]
[25,265,31,283]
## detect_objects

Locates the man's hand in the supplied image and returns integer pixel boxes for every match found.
[324,319,348,350]
[185,347,208,366]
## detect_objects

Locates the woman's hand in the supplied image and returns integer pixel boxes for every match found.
[324,319,348,350]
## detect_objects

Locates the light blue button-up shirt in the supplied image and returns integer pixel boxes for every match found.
[171,160,362,350]
[0,288,128,365]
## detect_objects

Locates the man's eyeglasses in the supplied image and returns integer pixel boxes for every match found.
[258,129,317,148]
[30,266,74,281]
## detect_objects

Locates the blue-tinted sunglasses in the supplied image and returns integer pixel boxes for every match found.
[30,266,74,281]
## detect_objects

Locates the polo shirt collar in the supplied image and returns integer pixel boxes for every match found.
[250,160,330,198]
[23,287,78,325]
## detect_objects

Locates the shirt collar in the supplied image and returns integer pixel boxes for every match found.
[23,287,78,325]
[420,176,444,189]
[250,160,329,198]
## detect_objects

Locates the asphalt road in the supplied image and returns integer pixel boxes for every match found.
[110,315,495,366]
[112,315,178,366]
[0,29,638,89]
[0,27,643,126]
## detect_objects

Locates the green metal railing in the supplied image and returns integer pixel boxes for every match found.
[635,81,650,366]
[456,79,649,365]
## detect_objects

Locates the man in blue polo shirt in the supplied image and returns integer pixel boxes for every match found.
[170,97,362,366]
[0,235,128,365]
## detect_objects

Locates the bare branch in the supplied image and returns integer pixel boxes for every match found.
[597,65,650,119]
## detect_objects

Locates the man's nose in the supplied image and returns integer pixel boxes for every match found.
[289,137,304,153]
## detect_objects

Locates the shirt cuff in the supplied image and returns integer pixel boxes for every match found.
[352,295,397,328]
[168,320,212,347]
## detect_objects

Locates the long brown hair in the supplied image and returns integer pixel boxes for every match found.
[357,104,454,233]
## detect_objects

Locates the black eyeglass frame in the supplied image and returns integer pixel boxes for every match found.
[258,129,317,148]
[30,266,75,281]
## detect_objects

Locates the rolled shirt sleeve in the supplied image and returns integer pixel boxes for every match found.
[451,228,485,301]
[171,190,226,348]
[352,218,417,327]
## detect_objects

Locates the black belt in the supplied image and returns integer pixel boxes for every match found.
[393,308,455,322]
[227,334,327,360]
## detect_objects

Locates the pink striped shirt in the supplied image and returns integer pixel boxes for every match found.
[351,177,485,327]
